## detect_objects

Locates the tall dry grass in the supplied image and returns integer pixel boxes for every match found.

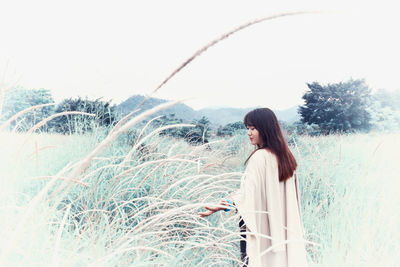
[0,126,248,266]
[0,91,250,266]
[2,11,395,267]
[2,124,399,266]
[292,133,400,266]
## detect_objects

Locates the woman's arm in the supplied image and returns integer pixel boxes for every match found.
[198,199,231,217]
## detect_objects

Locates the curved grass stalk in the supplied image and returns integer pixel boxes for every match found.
[108,108,140,135]
[16,111,95,156]
[110,157,198,184]
[168,174,240,200]
[44,101,185,208]
[68,100,182,179]
[136,11,314,110]
[118,123,195,169]
[157,173,212,199]
[0,103,55,131]
[183,173,241,198]
[130,202,227,234]
[134,115,163,145]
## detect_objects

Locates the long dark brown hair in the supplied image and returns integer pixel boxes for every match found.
[244,108,297,181]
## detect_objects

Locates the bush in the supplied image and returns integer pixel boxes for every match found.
[50,97,117,134]
[154,114,211,145]
[299,79,372,133]
[1,87,55,131]
[217,121,246,137]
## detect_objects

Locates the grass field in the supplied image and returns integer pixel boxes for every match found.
[0,126,399,266]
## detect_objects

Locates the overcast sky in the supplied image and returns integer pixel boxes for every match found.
[0,0,398,110]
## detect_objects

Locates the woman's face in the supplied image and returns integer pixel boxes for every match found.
[246,125,263,147]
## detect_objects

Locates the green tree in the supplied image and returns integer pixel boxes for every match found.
[217,121,246,136]
[153,114,211,145]
[153,113,185,137]
[1,87,55,131]
[185,116,210,144]
[50,97,117,134]
[367,88,400,132]
[372,88,400,110]
[299,79,372,133]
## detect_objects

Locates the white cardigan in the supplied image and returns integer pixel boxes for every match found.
[230,149,308,267]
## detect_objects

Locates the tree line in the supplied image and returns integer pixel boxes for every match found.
[0,88,214,145]
[298,79,400,134]
[1,79,399,140]
[0,88,118,134]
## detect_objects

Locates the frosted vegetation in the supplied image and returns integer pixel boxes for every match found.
[0,111,399,266]
[1,12,399,266]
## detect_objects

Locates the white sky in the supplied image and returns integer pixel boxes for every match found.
[0,0,399,110]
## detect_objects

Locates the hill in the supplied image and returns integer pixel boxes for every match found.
[117,95,199,122]
[117,95,300,128]
[198,106,300,126]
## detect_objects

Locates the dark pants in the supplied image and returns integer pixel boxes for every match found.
[239,217,248,266]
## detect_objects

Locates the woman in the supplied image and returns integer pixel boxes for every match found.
[198,108,308,267]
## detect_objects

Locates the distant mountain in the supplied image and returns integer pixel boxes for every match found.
[274,106,300,124]
[117,95,199,122]
[117,95,300,128]
[198,106,300,127]
[197,107,255,127]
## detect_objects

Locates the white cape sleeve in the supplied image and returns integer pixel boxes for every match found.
[231,150,286,253]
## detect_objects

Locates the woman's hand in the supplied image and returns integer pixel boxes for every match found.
[198,199,232,218]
